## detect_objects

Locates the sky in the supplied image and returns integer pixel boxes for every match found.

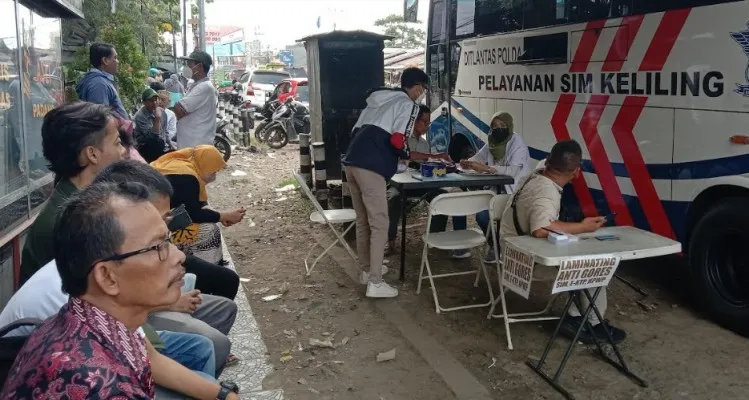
[204,0,430,48]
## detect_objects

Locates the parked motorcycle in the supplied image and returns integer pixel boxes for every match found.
[262,97,310,149]
[214,116,236,161]
[254,99,282,142]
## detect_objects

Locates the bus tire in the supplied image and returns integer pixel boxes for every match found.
[689,197,749,336]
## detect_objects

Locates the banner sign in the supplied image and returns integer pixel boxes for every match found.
[501,244,534,299]
[551,255,621,294]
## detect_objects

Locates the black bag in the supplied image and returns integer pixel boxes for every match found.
[0,318,43,387]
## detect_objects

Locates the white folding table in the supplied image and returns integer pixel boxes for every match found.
[498,226,681,400]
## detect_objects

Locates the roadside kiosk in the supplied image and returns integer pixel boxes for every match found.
[299,30,390,181]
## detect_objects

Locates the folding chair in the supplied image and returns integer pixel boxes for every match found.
[417,190,495,313]
[293,171,358,276]
[485,194,560,350]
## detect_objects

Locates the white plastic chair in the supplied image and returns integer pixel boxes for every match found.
[486,194,559,350]
[293,171,357,276]
[417,190,496,313]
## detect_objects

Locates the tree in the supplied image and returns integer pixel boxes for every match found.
[374,14,426,49]
[63,0,182,111]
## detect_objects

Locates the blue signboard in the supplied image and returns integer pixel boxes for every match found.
[279,50,294,66]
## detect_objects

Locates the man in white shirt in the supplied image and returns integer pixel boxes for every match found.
[174,51,218,149]
[159,90,178,148]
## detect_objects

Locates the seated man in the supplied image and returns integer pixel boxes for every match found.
[499,140,625,344]
[0,160,239,375]
[1,182,238,400]
[385,104,451,255]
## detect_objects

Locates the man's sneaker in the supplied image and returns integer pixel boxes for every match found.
[450,249,472,259]
[359,265,390,285]
[366,281,399,298]
[484,249,497,264]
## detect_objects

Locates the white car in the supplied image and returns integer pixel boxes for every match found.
[238,70,291,109]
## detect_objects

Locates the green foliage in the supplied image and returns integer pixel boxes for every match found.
[64,0,183,111]
[374,14,426,49]
[67,11,149,111]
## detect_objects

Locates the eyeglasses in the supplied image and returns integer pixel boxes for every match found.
[90,234,173,271]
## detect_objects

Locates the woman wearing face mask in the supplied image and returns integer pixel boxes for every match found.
[151,145,246,263]
[452,111,532,263]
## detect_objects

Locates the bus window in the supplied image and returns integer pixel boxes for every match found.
[475,0,523,36]
[528,0,632,29]
[632,0,740,14]
[449,42,462,94]
[427,44,449,109]
[429,0,447,44]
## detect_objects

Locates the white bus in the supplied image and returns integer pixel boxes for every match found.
[425,0,749,335]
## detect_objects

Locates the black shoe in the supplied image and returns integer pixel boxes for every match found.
[592,320,627,345]
[559,316,595,344]
[217,259,230,266]
[560,316,627,345]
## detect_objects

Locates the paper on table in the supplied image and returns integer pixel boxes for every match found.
[456,166,497,175]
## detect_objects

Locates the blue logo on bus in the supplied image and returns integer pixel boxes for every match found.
[730,23,749,96]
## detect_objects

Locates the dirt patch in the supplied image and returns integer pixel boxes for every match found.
[211,143,749,400]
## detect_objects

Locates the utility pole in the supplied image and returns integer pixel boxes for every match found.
[170,3,177,72]
[198,0,206,51]
[182,0,187,55]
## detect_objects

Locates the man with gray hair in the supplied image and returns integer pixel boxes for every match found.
[499,140,625,344]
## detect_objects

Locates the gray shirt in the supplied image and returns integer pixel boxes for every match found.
[176,77,217,149]
[408,135,431,154]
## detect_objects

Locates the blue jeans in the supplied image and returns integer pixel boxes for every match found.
[157,331,216,378]
[452,210,493,247]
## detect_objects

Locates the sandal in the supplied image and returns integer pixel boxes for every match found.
[224,353,241,367]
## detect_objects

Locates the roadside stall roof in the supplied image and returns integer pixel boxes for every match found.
[297,30,393,43]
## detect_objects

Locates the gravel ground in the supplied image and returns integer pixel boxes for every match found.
[209,142,749,400]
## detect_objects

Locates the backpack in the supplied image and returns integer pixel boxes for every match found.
[0,318,43,387]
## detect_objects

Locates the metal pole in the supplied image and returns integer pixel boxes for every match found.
[198,0,206,51]
[182,0,187,55]
[170,3,177,72]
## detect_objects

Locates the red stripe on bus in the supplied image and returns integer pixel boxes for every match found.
[612,96,676,239]
[551,94,598,217]
[639,8,691,71]
[570,20,606,73]
[602,15,645,72]
[578,95,635,226]
[553,21,609,217]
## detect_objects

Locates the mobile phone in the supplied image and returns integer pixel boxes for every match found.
[603,212,618,221]
[596,235,619,241]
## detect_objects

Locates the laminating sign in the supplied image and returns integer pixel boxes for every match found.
[501,243,534,299]
[551,255,621,294]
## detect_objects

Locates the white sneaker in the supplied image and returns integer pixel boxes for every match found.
[366,281,399,298]
[359,265,390,285]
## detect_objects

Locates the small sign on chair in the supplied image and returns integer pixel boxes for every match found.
[501,244,534,299]
[551,255,621,294]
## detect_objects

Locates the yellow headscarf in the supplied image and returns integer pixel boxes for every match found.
[151,145,226,201]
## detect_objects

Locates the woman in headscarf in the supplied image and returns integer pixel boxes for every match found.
[451,111,532,262]
[151,145,246,263]
[164,73,185,108]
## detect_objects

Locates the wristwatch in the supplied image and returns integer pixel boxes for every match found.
[216,380,239,399]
